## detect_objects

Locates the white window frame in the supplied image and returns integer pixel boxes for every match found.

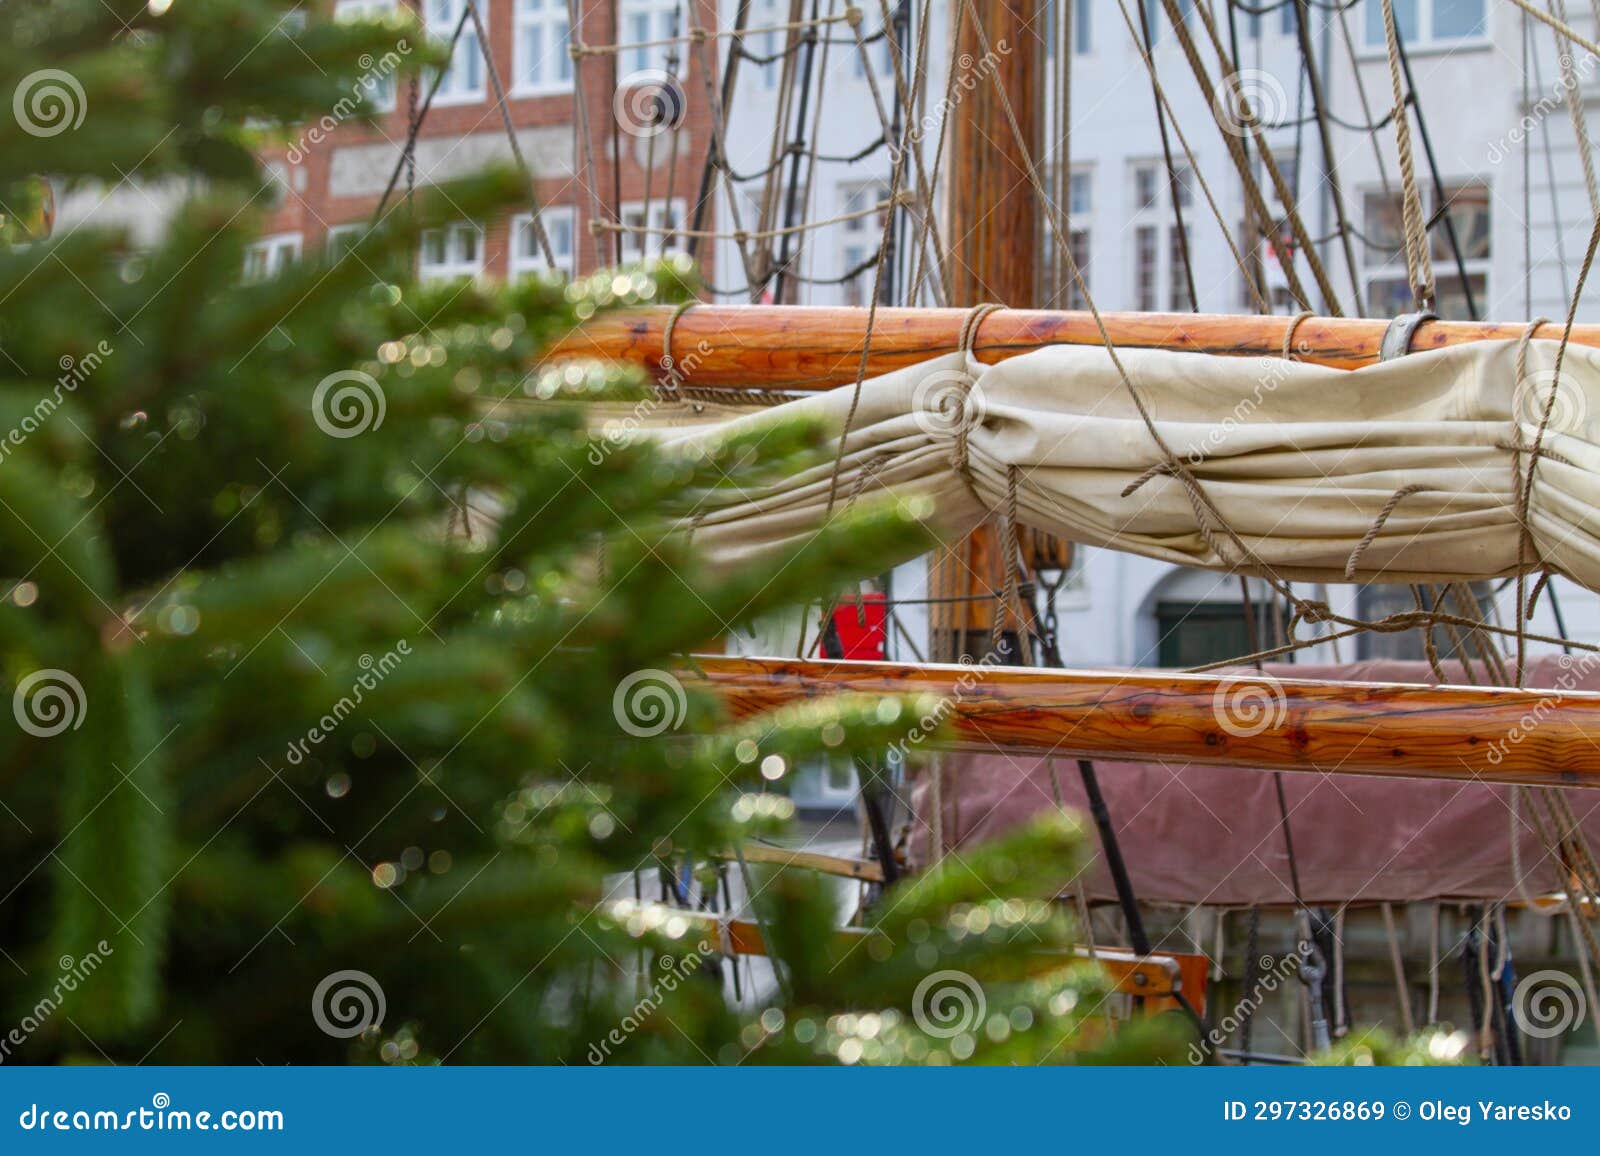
[245,232,302,281]
[512,0,573,95]
[418,221,485,281]
[616,198,686,265]
[1361,0,1489,51]
[510,207,577,280]
[837,180,889,307]
[334,0,399,113]
[325,222,366,258]
[425,0,486,106]
[618,0,684,77]
[1128,158,1189,312]
[750,0,785,90]
[1361,182,1490,319]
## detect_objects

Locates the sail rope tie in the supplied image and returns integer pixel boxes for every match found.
[1512,316,1554,682]
[1342,484,1430,579]
[656,300,697,402]
[948,302,1006,503]
[1281,310,1315,360]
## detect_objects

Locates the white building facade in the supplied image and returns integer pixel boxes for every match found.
[715,0,1600,669]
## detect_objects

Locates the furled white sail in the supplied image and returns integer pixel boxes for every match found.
[612,338,1600,588]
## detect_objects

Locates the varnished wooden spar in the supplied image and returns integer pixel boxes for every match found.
[674,913,1204,1015]
[685,655,1600,789]
[546,305,1600,390]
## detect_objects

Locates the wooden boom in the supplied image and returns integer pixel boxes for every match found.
[546,305,1600,391]
[686,655,1600,789]
[680,913,1205,1016]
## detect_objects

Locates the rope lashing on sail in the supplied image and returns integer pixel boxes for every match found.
[613,335,1600,609]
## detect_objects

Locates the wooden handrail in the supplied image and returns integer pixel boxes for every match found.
[682,913,1204,1015]
[686,655,1600,789]
[545,305,1600,390]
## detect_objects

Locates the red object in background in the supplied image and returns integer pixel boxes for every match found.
[830,593,887,660]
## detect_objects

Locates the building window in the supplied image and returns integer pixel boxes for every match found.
[325,223,365,258]
[1133,163,1159,211]
[1046,1,1093,55]
[839,181,888,306]
[1143,0,1161,40]
[751,0,784,89]
[1281,0,1297,35]
[1129,159,1190,311]
[1155,601,1273,667]
[1356,583,1493,660]
[510,207,576,279]
[620,0,682,75]
[1134,225,1158,311]
[513,0,572,92]
[426,0,485,104]
[244,233,301,281]
[419,221,484,280]
[1167,226,1191,311]
[1363,183,1489,318]
[335,1,398,111]
[1066,229,1091,310]
[1239,219,1298,312]
[1363,0,1486,47]
[1172,163,1194,209]
[617,198,685,264]
[1069,169,1093,216]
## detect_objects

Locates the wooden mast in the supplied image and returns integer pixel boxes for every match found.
[934,0,1044,661]
[547,305,1600,390]
[686,655,1600,790]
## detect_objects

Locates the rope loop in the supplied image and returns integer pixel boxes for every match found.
[656,300,696,399]
[949,304,1005,494]
[1281,310,1314,361]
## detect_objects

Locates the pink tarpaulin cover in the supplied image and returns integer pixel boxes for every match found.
[908,656,1600,905]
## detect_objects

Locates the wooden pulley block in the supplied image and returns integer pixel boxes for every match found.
[1016,525,1073,574]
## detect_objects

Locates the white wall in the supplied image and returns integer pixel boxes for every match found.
[718,0,1600,664]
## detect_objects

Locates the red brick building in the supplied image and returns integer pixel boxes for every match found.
[251,0,717,285]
